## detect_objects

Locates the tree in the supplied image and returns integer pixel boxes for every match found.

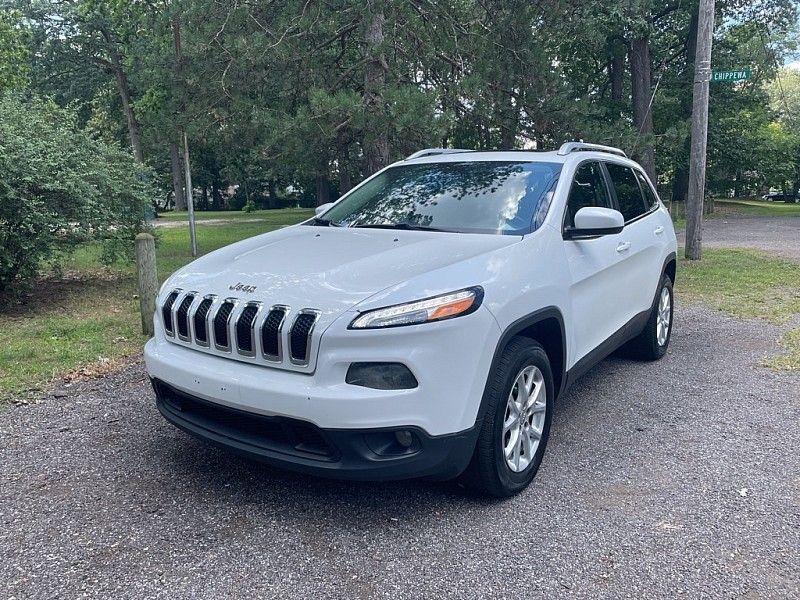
[0,95,152,295]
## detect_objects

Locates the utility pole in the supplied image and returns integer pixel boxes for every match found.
[685,0,715,260]
[183,130,197,257]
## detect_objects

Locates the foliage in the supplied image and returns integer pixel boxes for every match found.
[0,95,153,296]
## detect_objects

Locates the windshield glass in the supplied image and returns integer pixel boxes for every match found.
[318,161,561,234]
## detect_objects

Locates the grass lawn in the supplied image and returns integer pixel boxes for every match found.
[676,248,800,370]
[712,198,800,217]
[156,208,309,222]
[0,208,313,402]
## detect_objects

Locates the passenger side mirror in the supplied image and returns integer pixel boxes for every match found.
[315,202,334,217]
[564,207,624,239]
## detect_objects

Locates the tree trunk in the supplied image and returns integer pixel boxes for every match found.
[671,9,699,203]
[363,0,389,175]
[497,89,518,151]
[268,179,277,209]
[608,39,624,104]
[316,175,331,206]
[685,0,716,260]
[629,37,656,182]
[108,46,144,163]
[337,143,353,195]
[170,141,186,210]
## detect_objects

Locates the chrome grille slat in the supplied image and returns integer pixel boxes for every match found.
[176,293,196,341]
[213,299,237,351]
[161,290,181,336]
[236,302,261,357]
[192,295,215,346]
[261,306,288,362]
[289,310,320,366]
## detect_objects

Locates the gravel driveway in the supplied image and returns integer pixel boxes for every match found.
[676,214,800,261]
[1,303,798,599]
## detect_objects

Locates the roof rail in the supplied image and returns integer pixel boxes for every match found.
[557,142,627,158]
[405,148,474,161]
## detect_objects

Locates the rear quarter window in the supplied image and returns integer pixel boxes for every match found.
[634,169,660,211]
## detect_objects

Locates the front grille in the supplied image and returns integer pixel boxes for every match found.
[176,293,195,339]
[162,290,180,335]
[154,380,336,459]
[261,307,287,360]
[159,289,322,371]
[213,300,236,350]
[193,297,214,345]
[236,303,260,355]
[289,312,319,364]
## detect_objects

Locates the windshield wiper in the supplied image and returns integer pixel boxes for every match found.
[350,223,448,232]
[310,217,342,227]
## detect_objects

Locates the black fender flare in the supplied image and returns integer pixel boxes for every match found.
[474,306,567,428]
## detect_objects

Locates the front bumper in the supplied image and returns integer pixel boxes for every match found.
[153,379,478,481]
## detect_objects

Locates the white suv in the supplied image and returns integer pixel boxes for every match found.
[145,142,677,496]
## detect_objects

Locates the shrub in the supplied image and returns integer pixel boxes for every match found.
[0,95,154,297]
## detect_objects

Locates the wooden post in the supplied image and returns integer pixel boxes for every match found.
[135,233,158,337]
[685,0,715,260]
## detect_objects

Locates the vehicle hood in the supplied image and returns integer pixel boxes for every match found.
[165,225,518,319]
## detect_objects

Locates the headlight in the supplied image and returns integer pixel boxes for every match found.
[349,286,484,329]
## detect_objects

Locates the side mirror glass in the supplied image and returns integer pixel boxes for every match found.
[565,207,624,239]
[315,202,334,217]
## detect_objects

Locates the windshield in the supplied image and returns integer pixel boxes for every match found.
[317,161,561,235]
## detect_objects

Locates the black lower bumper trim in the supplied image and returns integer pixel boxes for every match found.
[152,379,479,481]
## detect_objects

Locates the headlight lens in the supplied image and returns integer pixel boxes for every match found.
[349,286,484,329]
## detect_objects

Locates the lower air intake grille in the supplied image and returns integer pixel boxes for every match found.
[236,304,259,354]
[193,297,214,344]
[162,291,180,335]
[176,294,195,339]
[289,312,318,364]
[261,307,287,359]
[214,300,235,349]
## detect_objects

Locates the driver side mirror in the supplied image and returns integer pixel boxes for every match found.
[564,207,624,239]
[315,202,334,217]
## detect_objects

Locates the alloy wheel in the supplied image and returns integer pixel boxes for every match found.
[502,365,546,473]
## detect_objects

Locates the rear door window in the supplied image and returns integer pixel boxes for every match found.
[605,163,648,222]
[634,170,660,211]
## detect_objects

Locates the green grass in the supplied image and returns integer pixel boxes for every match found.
[712,198,800,217]
[676,248,800,323]
[676,248,800,371]
[0,209,313,401]
[156,208,309,222]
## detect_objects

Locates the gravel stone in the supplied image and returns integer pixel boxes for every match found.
[1,303,798,598]
[676,214,800,261]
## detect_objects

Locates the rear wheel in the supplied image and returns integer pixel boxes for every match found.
[624,275,673,361]
[461,338,553,497]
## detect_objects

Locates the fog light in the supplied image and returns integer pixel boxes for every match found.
[395,430,414,448]
[345,362,418,390]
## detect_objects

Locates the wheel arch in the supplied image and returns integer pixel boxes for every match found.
[478,307,567,427]
[662,252,676,284]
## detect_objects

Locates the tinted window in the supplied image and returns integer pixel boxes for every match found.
[635,170,660,210]
[564,162,611,228]
[319,161,561,235]
[606,163,647,221]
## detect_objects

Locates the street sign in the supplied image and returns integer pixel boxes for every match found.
[711,69,751,82]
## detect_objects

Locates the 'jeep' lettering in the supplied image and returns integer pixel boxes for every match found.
[228,282,257,294]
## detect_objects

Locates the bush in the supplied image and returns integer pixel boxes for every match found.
[0,95,154,297]
[242,199,257,213]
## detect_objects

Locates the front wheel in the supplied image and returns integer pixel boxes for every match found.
[461,338,553,497]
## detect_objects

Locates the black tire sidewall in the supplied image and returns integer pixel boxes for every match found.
[489,341,554,493]
[652,276,673,358]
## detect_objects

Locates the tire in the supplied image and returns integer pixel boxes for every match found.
[461,338,554,497]
[624,275,673,361]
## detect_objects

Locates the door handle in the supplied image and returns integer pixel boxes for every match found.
[654,226,665,235]
[616,241,631,253]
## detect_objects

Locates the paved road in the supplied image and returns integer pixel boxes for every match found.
[677,214,800,261]
[1,303,798,599]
